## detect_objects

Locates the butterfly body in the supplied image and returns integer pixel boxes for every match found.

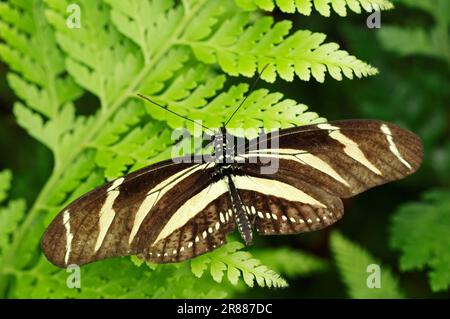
[41,120,423,267]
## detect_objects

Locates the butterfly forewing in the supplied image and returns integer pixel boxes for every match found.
[42,159,216,267]
[245,120,423,198]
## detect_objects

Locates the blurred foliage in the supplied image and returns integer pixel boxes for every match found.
[391,189,450,292]
[0,0,449,299]
[331,231,404,298]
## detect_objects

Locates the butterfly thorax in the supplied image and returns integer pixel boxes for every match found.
[213,127,237,164]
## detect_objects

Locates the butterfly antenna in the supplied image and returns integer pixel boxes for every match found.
[137,93,215,134]
[224,64,269,127]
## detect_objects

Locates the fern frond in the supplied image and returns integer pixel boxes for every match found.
[191,241,288,288]
[390,189,450,292]
[12,256,229,298]
[178,14,378,82]
[0,0,84,157]
[94,119,173,179]
[44,0,142,107]
[235,0,394,16]
[0,170,12,203]
[45,151,98,207]
[377,0,450,66]
[378,27,449,59]
[145,82,325,136]
[330,232,404,298]
[0,170,26,272]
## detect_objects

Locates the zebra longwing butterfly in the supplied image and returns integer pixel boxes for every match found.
[41,74,423,268]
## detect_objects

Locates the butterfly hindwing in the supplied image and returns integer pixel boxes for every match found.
[235,174,344,235]
[140,192,235,263]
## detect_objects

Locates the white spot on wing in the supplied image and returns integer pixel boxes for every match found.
[381,124,412,170]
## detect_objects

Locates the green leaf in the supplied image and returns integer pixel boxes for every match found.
[191,241,288,288]
[377,27,446,60]
[0,170,12,203]
[390,189,450,292]
[0,170,27,271]
[377,0,450,66]
[12,256,229,298]
[0,199,27,257]
[181,14,378,82]
[234,0,394,16]
[147,83,326,137]
[330,232,405,298]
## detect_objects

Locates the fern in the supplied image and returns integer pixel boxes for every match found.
[191,241,288,288]
[0,0,381,298]
[235,0,394,17]
[177,14,378,82]
[0,170,12,203]
[0,170,27,293]
[390,189,450,292]
[330,232,404,298]
[377,0,450,66]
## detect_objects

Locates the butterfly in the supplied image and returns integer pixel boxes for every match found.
[41,69,423,268]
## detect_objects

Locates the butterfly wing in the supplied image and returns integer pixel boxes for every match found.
[243,119,422,197]
[236,119,423,235]
[41,158,235,267]
[234,173,344,235]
